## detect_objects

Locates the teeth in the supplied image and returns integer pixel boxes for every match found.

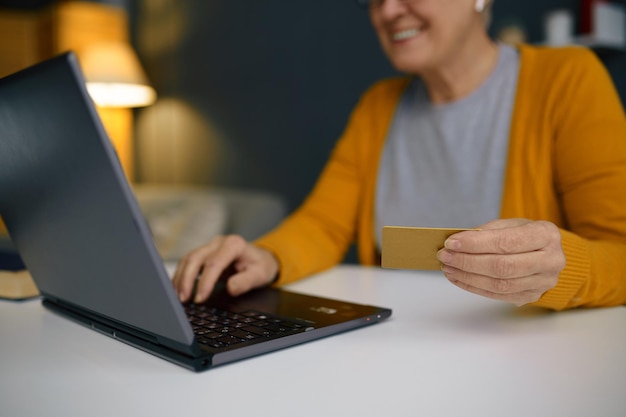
[393,29,419,41]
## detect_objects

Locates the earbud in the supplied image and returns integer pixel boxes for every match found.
[475,0,486,12]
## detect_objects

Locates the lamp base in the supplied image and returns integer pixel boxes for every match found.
[97,106,134,182]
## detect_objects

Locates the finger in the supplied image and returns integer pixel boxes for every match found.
[476,218,530,230]
[445,274,545,306]
[227,247,281,296]
[438,249,541,279]
[173,237,224,302]
[171,258,189,299]
[445,221,559,255]
[441,264,551,295]
[194,235,248,303]
[172,252,199,301]
[226,269,265,297]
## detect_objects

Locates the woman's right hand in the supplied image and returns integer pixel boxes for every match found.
[172,235,280,304]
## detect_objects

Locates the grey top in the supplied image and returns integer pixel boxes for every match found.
[375,44,520,250]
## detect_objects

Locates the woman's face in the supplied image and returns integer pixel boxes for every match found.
[369,0,487,75]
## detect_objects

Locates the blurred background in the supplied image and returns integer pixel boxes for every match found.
[0,0,624,269]
[133,0,625,212]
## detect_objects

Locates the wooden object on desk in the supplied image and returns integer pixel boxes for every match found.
[0,270,39,300]
[0,218,7,237]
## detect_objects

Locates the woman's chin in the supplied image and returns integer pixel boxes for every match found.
[390,58,429,76]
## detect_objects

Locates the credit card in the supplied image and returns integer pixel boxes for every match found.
[381,226,473,270]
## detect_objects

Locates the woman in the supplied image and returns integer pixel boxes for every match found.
[173,0,626,310]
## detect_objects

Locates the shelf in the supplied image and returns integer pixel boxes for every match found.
[573,35,626,52]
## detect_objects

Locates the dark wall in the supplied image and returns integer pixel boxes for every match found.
[130,0,395,211]
[492,0,626,106]
[128,0,625,213]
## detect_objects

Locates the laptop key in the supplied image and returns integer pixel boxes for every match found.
[217,335,247,346]
[186,306,314,350]
[230,330,260,340]
[241,325,272,337]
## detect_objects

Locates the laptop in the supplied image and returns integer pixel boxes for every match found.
[0,52,392,371]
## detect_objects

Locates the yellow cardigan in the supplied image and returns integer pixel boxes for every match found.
[256,44,626,311]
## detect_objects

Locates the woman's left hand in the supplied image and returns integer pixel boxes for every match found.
[437,218,566,306]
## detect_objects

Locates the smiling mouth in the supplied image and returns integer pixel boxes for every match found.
[392,28,420,41]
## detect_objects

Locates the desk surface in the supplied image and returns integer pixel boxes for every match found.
[1,265,625,417]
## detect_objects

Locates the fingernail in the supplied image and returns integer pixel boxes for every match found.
[194,292,204,304]
[178,292,185,302]
[437,249,452,263]
[441,264,454,276]
[444,238,461,250]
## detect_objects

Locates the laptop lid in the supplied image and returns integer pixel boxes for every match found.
[0,52,391,371]
[0,53,197,353]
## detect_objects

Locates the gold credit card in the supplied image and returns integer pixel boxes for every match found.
[381,226,473,270]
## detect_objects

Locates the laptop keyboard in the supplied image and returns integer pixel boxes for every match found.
[185,304,314,350]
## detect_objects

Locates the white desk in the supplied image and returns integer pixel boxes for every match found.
[1,265,625,417]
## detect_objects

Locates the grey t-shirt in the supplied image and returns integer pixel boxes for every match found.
[375,44,520,250]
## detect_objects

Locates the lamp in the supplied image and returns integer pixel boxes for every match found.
[80,41,156,108]
[78,41,156,180]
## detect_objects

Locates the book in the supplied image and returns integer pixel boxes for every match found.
[0,244,39,300]
[0,269,39,300]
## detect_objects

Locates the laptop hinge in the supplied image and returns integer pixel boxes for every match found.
[42,296,202,357]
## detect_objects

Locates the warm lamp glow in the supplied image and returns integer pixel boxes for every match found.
[79,41,156,108]
[77,41,157,181]
[86,82,155,108]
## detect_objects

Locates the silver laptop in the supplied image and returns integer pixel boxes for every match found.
[0,52,391,371]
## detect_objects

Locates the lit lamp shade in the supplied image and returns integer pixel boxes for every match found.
[79,41,156,108]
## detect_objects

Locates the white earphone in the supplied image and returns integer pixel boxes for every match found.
[475,0,486,12]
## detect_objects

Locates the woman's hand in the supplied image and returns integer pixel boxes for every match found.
[172,234,279,304]
[437,219,566,306]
